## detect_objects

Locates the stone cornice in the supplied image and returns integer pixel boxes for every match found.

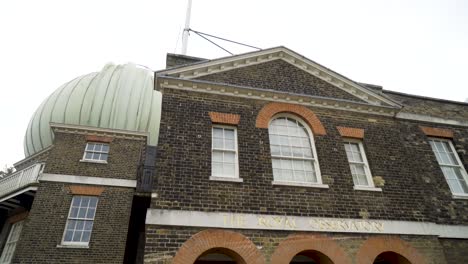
[156,46,401,108]
[157,76,398,117]
[50,123,148,141]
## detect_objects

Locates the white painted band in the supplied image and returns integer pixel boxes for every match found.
[146,209,468,239]
[40,173,137,188]
[396,112,468,127]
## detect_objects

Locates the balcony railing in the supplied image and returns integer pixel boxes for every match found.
[0,163,44,199]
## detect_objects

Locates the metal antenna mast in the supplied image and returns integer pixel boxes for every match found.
[181,0,192,55]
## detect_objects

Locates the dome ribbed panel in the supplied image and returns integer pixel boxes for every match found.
[23,63,160,157]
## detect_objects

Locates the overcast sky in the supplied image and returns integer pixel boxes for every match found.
[1,0,467,168]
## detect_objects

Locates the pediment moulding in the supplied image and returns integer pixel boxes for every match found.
[156,47,400,108]
[157,76,398,117]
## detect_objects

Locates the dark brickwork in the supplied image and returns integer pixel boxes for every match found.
[144,226,447,264]
[195,59,366,103]
[165,53,206,68]
[152,89,468,225]
[43,131,145,180]
[14,148,50,171]
[13,182,134,264]
[385,91,468,121]
[439,238,468,264]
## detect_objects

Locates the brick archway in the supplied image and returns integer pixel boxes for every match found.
[270,234,351,264]
[255,102,326,135]
[356,236,427,264]
[172,229,265,264]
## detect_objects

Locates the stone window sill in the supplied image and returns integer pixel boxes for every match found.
[57,243,89,249]
[79,159,108,164]
[452,194,468,200]
[353,186,382,192]
[209,176,243,183]
[272,181,329,189]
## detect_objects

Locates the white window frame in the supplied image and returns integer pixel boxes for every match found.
[0,221,23,264]
[80,142,109,164]
[343,139,381,192]
[61,196,99,247]
[210,125,242,182]
[429,137,468,199]
[269,114,327,188]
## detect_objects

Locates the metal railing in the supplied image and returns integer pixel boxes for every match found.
[0,163,44,199]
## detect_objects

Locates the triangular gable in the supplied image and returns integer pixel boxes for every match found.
[156,47,400,107]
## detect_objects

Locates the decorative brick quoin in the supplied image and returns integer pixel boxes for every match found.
[1,47,467,264]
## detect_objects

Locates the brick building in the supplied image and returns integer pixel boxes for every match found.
[0,47,467,263]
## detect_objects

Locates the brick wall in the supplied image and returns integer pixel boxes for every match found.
[439,238,468,264]
[144,226,448,264]
[43,131,145,180]
[195,59,366,103]
[13,182,134,264]
[152,89,468,225]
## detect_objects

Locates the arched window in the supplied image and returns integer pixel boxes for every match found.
[268,115,322,185]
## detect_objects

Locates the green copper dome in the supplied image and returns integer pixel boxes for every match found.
[24,63,161,157]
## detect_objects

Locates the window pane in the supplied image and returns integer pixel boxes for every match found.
[101,144,109,153]
[224,129,235,140]
[223,164,235,177]
[82,231,91,242]
[213,128,223,138]
[72,231,82,242]
[100,153,108,161]
[89,197,98,208]
[292,146,303,157]
[270,145,280,156]
[85,152,93,159]
[86,208,96,219]
[224,152,235,163]
[64,230,73,242]
[84,221,93,231]
[224,139,235,150]
[269,135,280,145]
[447,179,464,194]
[212,162,223,176]
[86,144,94,151]
[213,138,223,149]
[212,151,223,162]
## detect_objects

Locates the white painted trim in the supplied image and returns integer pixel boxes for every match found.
[211,125,240,179]
[50,123,149,138]
[0,187,37,203]
[79,160,108,164]
[343,139,376,189]
[40,173,136,188]
[272,181,329,189]
[145,209,468,239]
[158,79,398,118]
[429,138,468,197]
[453,194,468,200]
[396,112,468,127]
[156,47,400,107]
[353,186,382,192]
[209,176,243,183]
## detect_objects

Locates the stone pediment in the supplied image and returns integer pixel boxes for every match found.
[156,47,400,108]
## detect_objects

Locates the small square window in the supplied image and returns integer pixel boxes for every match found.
[62,196,98,246]
[82,142,109,163]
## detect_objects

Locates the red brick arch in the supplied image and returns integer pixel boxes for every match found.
[270,234,351,264]
[356,236,427,264]
[172,229,265,264]
[255,102,326,135]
